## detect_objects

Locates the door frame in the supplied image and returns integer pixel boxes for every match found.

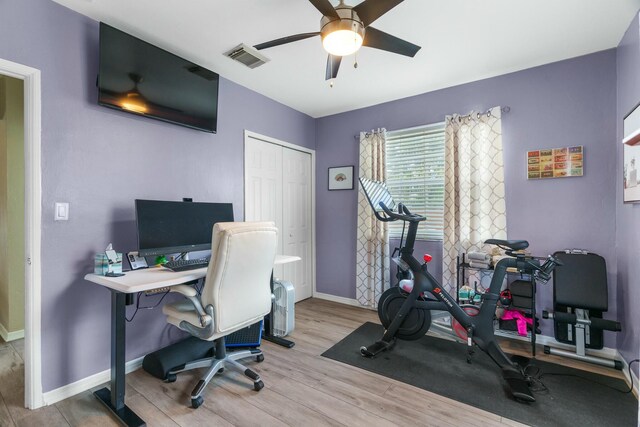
[243,130,316,299]
[0,58,43,409]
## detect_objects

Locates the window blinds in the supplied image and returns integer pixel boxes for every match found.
[386,123,445,241]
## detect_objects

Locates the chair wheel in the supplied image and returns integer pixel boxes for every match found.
[218,368,224,373]
[256,354,265,363]
[191,396,203,409]
[254,380,264,391]
[165,373,177,383]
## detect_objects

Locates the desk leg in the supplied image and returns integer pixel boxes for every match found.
[263,271,295,348]
[94,291,145,427]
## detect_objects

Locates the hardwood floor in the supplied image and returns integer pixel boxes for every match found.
[0,298,631,426]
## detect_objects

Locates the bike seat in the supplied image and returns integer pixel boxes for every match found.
[485,239,529,251]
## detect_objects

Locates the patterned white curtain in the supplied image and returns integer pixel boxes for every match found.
[356,130,390,308]
[442,107,507,293]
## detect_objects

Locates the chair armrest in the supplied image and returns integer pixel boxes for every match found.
[178,305,215,339]
[169,284,198,297]
[168,285,208,323]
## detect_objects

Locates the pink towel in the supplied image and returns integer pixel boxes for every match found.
[502,309,533,336]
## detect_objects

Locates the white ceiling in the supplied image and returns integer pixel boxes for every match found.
[52,0,639,118]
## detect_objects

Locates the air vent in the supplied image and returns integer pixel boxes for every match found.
[224,44,270,69]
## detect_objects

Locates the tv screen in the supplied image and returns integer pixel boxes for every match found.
[98,23,219,133]
[135,200,234,256]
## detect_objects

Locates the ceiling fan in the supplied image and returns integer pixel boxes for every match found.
[253,0,421,81]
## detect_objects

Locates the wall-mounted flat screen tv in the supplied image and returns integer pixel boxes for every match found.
[98,23,219,133]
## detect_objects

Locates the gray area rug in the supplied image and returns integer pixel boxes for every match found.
[322,322,638,427]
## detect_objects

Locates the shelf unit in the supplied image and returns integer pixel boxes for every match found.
[456,254,540,356]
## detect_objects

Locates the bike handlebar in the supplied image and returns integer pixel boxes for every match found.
[379,201,426,223]
[522,254,563,283]
[535,255,563,282]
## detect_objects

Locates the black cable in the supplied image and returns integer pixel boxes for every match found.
[523,364,549,394]
[625,359,640,393]
[194,278,204,296]
[524,359,639,394]
[125,289,170,322]
[125,292,142,322]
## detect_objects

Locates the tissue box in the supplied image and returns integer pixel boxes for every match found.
[94,252,123,275]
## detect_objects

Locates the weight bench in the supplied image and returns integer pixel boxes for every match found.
[542,250,622,370]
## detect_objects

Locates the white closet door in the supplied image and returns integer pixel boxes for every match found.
[282,148,313,301]
[244,136,284,278]
[245,134,313,302]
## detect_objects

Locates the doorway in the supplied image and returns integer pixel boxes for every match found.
[0,76,25,338]
[244,131,315,302]
[0,58,43,410]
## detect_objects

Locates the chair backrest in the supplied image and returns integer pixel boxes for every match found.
[202,221,277,334]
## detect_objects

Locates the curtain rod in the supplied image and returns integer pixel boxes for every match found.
[451,106,510,122]
[353,106,511,140]
[355,127,386,140]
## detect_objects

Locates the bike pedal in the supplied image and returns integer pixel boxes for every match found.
[360,340,394,358]
[502,368,536,403]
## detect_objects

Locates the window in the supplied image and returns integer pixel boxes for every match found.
[386,123,445,240]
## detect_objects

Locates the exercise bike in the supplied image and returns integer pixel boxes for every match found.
[358,177,562,402]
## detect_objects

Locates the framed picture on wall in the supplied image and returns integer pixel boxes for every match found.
[328,166,354,190]
[623,144,640,203]
[623,102,640,203]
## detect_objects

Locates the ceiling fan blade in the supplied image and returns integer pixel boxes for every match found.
[254,32,320,50]
[363,26,421,57]
[308,0,340,20]
[353,0,404,27]
[325,54,342,80]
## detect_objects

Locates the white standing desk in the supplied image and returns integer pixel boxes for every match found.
[84,255,300,427]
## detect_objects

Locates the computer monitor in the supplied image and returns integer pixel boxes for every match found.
[135,199,234,256]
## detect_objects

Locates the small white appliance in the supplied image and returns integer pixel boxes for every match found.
[272,280,295,337]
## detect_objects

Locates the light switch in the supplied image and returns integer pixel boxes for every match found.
[55,202,69,221]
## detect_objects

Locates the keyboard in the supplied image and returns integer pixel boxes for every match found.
[163,258,209,272]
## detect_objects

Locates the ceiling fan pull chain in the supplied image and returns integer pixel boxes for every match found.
[353,23,359,69]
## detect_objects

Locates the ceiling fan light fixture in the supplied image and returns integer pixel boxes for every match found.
[323,30,363,56]
[321,18,364,57]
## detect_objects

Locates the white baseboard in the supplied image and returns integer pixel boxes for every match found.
[312,292,364,308]
[42,356,144,406]
[0,322,24,342]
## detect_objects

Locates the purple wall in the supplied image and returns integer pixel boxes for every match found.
[316,50,618,340]
[616,12,640,374]
[0,0,634,395]
[0,0,315,392]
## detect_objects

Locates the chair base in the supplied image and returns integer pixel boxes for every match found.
[168,339,265,408]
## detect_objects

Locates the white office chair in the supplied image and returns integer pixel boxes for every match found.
[162,221,277,408]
